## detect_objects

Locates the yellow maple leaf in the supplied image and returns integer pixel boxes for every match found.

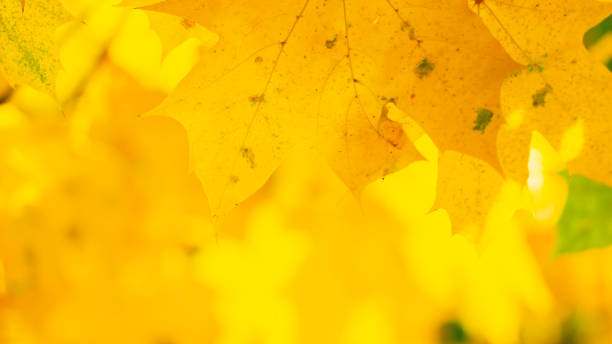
[131,0,519,217]
[435,150,504,238]
[500,58,612,186]
[471,0,612,185]
[141,9,218,58]
[0,0,72,96]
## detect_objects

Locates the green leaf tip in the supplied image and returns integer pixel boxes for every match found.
[556,173,612,254]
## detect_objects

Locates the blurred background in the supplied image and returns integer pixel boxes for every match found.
[1,1,612,343]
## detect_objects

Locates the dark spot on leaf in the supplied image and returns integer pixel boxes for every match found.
[559,313,583,344]
[527,63,544,73]
[439,321,469,343]
[230,175,240,183]
[66,225,82,242]
[254,56,263,63]
[0,88,13,104]
[473,108,493,133]
[181,18,195,29]
[241,147,256,168]
[401,21,416,40]
[249,94,265,105]
[325,35,338,49]
[532,84,552,107]
[414,58,435,79]
[183,244,200,257]
[23,247,36,265]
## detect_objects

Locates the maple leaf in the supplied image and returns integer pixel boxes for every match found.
[131,0,520,217]
[0,0,72,96]
[435,150,504,236]
[470,0,612,186]
[144,10,218,58]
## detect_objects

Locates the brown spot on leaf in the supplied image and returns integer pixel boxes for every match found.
[401,21,416,40]
[532,84,552,107]
[66,225,82,242]
[378,102,406,148]
[181,18,195,29]
[472,108,493,133]
[183,244,200,257]
[325,35,338,49]
[414,58,435,79]
[249,94,265,105]
[241,147,256,168]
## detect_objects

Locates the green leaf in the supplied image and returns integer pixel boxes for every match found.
[556,171,612,254]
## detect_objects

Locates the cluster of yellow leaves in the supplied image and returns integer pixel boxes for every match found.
[1,0,611,218]
[1,0,612,343]
[114,0,612,220]
[2,79,612,342]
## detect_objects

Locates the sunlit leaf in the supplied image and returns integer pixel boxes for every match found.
[0,0,72,95]
[135,0,519,217]
[472,0,612,185]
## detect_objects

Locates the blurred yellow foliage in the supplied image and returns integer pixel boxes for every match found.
[1,1,612,344]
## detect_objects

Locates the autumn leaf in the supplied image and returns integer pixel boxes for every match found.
[556,171,612,254]
[144,10,217,58]
[131,0,519,217]
[6,0,612,342]
[435,150,504,237]
[0,0,72,96]
[381,103,505,237]
[470,0,612,185]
